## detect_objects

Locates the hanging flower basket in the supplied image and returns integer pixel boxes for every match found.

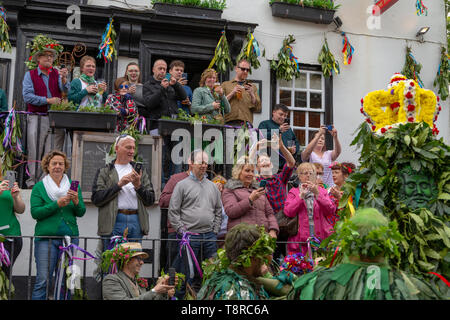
[153,3,223,19]
[270,2,336,24]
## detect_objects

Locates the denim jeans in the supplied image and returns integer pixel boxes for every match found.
[102,213,142,252]
[32,237,79,300]
[172,231,217,299]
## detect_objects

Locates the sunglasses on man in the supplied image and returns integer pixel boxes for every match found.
[238,66,250,72]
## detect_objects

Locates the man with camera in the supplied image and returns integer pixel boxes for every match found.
[91,134,155,250]
[221,59,261,126]
[258,103,300,170]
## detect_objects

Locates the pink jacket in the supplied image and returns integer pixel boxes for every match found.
[283,186,336,254]
[222,179,279,235]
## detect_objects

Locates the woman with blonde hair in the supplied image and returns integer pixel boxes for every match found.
[283,162,335,255]
[191,68,230,124]
[222,156,278,239]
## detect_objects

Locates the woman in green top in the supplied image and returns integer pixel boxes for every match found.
[191,68,231,124]
[30,150,86,300]
[68,55,108,109]
[0,177,25,278]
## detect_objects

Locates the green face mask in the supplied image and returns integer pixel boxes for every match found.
[398,165,438,209]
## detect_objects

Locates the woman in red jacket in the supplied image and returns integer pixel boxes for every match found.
[222,156,279,239]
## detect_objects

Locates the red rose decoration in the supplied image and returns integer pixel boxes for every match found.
[438,106,442,111]
[407,104,415,112]
[437,96,440,102]
[390,102,400,110]
[371,125,376,131]
[360,107,364,114]
[410,82,414,87]
[381,128,387,134]
[408,117,414,122]
[360,98,364,105]
[366,119,371,124]
[405,92,413,99]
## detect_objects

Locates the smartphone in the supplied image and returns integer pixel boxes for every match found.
[5,170,15,189]
[70,180,79,192]
[134,162,143,173]
[165,73,171,82]
[284,118,290,124]
[259,180,267,188]
[182,73,188,80]
[168,267,176,286]
[326,125,333,131]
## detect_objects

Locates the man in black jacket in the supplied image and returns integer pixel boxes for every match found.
[142,59,187,186]
[141,59,187,125]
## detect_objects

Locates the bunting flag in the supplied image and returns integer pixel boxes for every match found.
[98,17,117,63]
[0,6,11,53]
[341,32,354,65]
[285,44,300,73]
[415,0,428,16]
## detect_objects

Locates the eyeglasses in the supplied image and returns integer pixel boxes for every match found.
[41,53,54,59]
[119,84,129,89]
[299,172,315,176]
[238,66,250,72]
[135,256,145,262]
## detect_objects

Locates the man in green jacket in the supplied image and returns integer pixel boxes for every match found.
[91,134,155,251]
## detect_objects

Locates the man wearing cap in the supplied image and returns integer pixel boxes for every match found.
[91,135,155,250]
[102,242,176,300]
[22,46,69,188]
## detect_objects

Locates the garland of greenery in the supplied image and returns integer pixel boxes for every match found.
[401,46,424,88]
[0,5,11,53]
[152,0,227,10]
[333,122,449,281]
[270,34,301,81]
[161,108,223,125]
[269,0,340,10]
[208,30,233,75]
[0,106,23,177]
[236,29,264,72]
[433,46,450,101]
[318,37,340,78]
[25,34,64,70]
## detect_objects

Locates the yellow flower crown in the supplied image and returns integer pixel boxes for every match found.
[360,73,442,135]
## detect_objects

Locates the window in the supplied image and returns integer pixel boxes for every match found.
[0,58,11,96]
[276,68,330,147]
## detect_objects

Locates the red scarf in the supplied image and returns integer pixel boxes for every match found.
[38,64,53,74]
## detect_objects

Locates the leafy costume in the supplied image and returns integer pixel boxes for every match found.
[288,208,444,300]
[197,224,275,300]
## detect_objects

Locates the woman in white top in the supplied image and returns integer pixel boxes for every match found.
[301,125,341,187]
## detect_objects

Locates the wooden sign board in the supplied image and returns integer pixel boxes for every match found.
[71,131,162,202]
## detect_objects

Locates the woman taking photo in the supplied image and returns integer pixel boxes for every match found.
[222,156,278,239]
[301,125,342,187]
[30,150,86,300]
[283,163,335,255]
[124,62,145,110]
[191,68,230,124]
[68,55,108,108]
[0,174,25,278]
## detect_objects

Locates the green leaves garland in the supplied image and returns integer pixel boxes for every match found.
[151,0,227,10]
[269,0,341,10]
[0,107,24,177]
[270,34,301,81]
[401,46,424,88]
[208,30,233,75]
[318,37,340,78]
[433,46,450,101]
[236,29,265,73]
[335,122,450,282]
[0,6,12,53]
[25,34,63,70]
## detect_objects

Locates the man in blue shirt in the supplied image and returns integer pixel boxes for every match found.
[22,47,69,188]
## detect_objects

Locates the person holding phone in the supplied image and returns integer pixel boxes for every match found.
[123,62,145,111]
[168,60,193,114]
[30,150,86,300]
[283,163,335,256]
[222,156,278,239]
[0,172,25,280]
[105,77,137,132]
[301,124,342,187]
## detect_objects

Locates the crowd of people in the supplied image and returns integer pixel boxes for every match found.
[0,45,375,301]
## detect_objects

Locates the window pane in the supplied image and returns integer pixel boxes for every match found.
[295,73,307,88]
[294,91,307,108]
[310,92,322,109]
[279,79,292,88]
[293,111,305,127]
[310,73,322,90]
[279,90,291,107]
[294,129,305,146]
[309,112,321,128]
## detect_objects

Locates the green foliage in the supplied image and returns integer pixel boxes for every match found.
[270,34,301,81]
[209,30,233,75]
[49,101,78,111]
[161,108,223,125]
[152,0,227,10]
[236,29,265,73]
[160,269,185,290]
[0,5,12,53]
[0,269,14,300]
[433,46,450,101]
[318,37,339,78]
[402,46,423,87]
[269,0,340,10]
[0,109,23,177]
[336,122,450,279]
[24,34,64,70]
[100,245,134,274]
[77,105,116,114]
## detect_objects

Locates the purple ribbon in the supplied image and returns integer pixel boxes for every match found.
[0,242,11,267]
[178,231,203,279]
[58,244,97,264]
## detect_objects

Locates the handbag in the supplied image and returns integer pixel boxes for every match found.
[275,210,298,238]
